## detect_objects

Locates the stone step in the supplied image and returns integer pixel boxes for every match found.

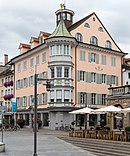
[67,141,130,156]
[58,136,130,156]
[59,136,130,149]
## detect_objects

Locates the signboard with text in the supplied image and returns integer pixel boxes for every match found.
[11,98,17,113]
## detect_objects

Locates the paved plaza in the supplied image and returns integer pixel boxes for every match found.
[0,129,95,156]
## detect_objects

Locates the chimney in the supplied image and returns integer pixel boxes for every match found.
[4,54,8,65]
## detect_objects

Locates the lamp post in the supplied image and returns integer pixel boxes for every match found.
[33,73,37,156]
[33,68,51,156]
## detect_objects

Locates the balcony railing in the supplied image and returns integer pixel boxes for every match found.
[108,85,130,96]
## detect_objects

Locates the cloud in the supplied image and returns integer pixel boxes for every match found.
[0,0,130,60]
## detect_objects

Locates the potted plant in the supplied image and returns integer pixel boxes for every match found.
[17,119,25,128]
[125,126,130,131]
[3,95,8,100]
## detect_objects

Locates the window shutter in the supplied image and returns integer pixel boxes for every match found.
[20,97,22,107]
[44,93,47,104]
[87,93,91,105]
[115,76,118,86]
[21,79,23,88]
[77,71,80,81]
[28,77,30,87]
[84,93,87,104]
[88,72,92,83]
[26,78,28,87]
[39,94,42,105]
[88,52,91,62]
[96,94,102,105]
[96,74,102,84]
[96,54,99,64]
[78,92,80,104]
[32,75,34,85]
[28,96,30,106]
[107,75,111,85]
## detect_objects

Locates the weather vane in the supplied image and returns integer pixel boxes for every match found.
[60,0,66,9]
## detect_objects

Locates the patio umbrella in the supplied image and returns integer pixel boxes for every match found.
[120,107,130,113]
[69,107,94,114]
[92,105,122,113]
[69,107,94,130]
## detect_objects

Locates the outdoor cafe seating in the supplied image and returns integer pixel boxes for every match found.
[69,105,130,142]
[69,128,130,142]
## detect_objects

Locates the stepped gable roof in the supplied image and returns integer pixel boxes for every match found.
[49,18,72,38]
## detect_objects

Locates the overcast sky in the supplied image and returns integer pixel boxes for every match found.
[0,0,130,63]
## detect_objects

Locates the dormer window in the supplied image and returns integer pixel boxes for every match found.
[39,37,43,44]
[105,40,112,49]
[90,36,98,45]
[98,27,103,32]
[75,33,83,42]
[84,23,90,28]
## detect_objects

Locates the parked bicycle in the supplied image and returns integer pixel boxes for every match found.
[3,124,20,131]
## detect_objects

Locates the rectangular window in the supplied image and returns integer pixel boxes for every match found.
[42,52,46,63]
[23,96,27,107]
[50,91,54,102]
[30,58,34,68]
[51,68,54,78]
[23,61,27,70]
[111,75,116,85]
[18,80,21,89]
[42,93,46,104]
[102,74,106,83]
[64,67,69,78]
[18,63,21,72]
[16,97,20,108]
[111,57,116,66]
[57,67,62,77]
[89,52,99,64]
[91,53,96,62]
[56,90,62,102]
[91,93,96,104]
[80,92,86,104]
[23,78,27,87]
[36,55,39,65]
[80,71,85,81]
[80,50,86,61]
[102,94,106,105]
[91,73,96,82]
[64,90,70,102]
[30,76,34,85]
[101,55,106,65]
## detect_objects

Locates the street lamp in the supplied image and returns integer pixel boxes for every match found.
[33,72,51,156]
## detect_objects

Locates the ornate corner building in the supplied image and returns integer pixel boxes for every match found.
[0,5,126,129]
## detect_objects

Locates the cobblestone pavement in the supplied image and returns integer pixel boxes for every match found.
[0,128,96,156]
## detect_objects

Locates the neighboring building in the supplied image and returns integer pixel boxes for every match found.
[106,85,130,129]
[8,5,125,129]
[122,58,130,85]
[0,55,14,113]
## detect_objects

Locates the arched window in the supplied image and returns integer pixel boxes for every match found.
[84,23,90,28]
[75,33,83,42]
[98,27,103,32]
[90,36,98,45]
[105,40,112,49]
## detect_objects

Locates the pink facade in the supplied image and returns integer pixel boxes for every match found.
[7,6,125,129]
